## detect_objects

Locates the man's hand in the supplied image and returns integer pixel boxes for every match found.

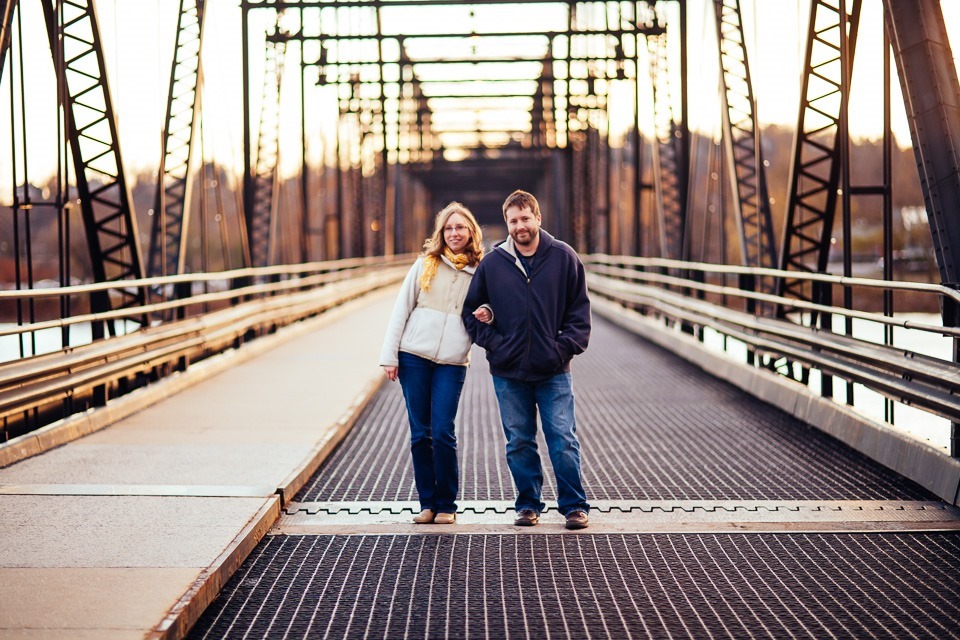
[473,307,492,323]
[382,365,398,381]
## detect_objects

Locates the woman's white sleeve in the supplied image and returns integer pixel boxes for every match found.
[378,260,422,366]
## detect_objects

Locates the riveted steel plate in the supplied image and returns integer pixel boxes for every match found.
[296,318,934,503]
[187,532,960,639]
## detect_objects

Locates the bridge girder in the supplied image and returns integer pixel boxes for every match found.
[884,0,960,290]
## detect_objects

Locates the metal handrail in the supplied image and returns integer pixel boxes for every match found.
[0,255,412,300]
[0,255,413,442]
[586,253,960,304]
[0,261,410,339]
[584,255,959,457]
[587,262,960,339]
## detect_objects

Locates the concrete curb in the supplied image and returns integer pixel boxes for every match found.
[151,497,282,640]
[591,296,960,507]
[149,374,385,640]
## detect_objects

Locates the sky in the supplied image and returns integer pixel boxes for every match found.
[1,0,959,195]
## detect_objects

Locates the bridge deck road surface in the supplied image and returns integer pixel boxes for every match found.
[188,310,960,639]
[0,287,399,639]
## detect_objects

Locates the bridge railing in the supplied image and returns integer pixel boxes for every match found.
[0,255,413,443]
[585,254,960,459]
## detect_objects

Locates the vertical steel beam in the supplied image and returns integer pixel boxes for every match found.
[240,3,252,268]
[711,0,776,276]
[148,0,206,278]
[40,0,145,316]
[250,29,288,267]
[677,0,690,256]
[884,0,960,457]
[648,22,684,260]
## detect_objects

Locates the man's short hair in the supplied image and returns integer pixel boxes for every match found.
[502,190,540,220]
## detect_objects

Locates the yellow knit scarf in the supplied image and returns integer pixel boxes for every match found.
[420,248,470,292]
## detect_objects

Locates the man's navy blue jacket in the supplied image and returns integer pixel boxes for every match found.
[462,229,591,381]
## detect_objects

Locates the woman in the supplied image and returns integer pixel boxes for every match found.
[379,202,484,524]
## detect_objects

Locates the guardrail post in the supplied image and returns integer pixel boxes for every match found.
[174,282,191,321]
[813,280,834,399]
[739,273,756,365]
[943,288,960,458]
[683,269,705,340]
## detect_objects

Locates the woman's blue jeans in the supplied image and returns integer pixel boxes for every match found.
[492,372,590,516]
[398,351,467,514]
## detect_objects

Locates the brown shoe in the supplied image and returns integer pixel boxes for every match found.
[514,509,540,526]
[413,509,435,524]
[564,510,589,530]
[434,512,457,525]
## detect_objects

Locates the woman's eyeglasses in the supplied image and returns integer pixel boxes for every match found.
[443,224,468,234]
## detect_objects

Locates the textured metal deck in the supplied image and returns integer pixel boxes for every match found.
[190,532,960,639]
[187,316,960,639]
[296,319,931,503]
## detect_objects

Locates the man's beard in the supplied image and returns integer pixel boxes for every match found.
[511,228,538,247]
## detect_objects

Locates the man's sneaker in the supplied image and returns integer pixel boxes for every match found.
[564,510,589,530]
[514,509,540,526]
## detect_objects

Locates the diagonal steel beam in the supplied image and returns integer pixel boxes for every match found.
[40,0,144,317]
[884,0,960,288]
[0,0,14,78]
[778,0,861,305]
[148,0,206,278]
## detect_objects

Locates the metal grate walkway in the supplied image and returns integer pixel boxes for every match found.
[295,319,931,503]
[190,532,960,639]
[188,315,960,639]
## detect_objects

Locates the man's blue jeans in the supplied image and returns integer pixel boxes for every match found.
[492,372,589,516]
[398,351,466,514]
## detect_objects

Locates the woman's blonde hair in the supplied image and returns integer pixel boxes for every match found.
[423,201,484,266]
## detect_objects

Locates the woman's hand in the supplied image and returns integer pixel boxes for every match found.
[382,365,399,381]
[473,307,492,323]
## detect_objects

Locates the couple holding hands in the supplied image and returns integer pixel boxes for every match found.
[379,190,591,530]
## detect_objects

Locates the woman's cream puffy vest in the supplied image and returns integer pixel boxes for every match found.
[379,256,476,366]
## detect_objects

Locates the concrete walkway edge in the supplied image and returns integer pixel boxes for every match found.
[0,287,391,470]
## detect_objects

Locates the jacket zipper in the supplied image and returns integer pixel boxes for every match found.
[523,271,532,369]
[432,269,457,360]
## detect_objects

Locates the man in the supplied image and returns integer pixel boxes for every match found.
[462,189,591,530]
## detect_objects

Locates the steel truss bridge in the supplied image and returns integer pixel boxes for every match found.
[3,2,960,637]
[0,0,960,456]
[1,1,960,488]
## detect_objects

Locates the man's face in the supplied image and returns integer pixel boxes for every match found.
[505,205,541,249]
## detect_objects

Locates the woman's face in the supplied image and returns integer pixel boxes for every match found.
[443,212,470,253]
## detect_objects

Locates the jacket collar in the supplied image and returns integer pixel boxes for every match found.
[497,229,555,265]
[439,253,477,275]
